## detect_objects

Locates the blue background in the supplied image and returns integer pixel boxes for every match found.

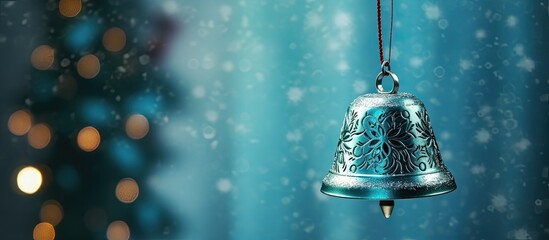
[1,1,548,239]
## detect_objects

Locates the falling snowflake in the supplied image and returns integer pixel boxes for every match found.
[334,12,351,28]
[516,57,535,72]
[336,61,350,72]
[219,5,233,21]
[192,86,206,98]
[440,131,451,140]
[513,44,524,56]
[305,12,323,28]
[475,29,486,40]
[352,80,367,94]
[459,59,473,71]
[477,105,492,117]
[514,138,531,152]
[470,165,486,175]
[205,110,219,123]
[513,228,531,240]
[410,57,423,68]
[422,3,442,20]
[287,87,305,103]
[448,217,458,227]
[216,178,233,193]
[163,0,179,15]
[490,194,508,212]
[304,224,315,233]
[286,130,303,142]
[222,61,234,72]
[474,128,491,143]
[506,16,518,27]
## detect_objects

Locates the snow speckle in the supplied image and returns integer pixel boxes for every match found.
[352,80,367,94]
[192,86,206,98]
[305,12,323,28]
[3,2,15,8]
[222,61,235,72]
[409,57,423,68]
[304,224,315,233]
[334,12,351,28]
[490,194,508,212]
[440,131,451,140]
[516,57,535,72]
[470,165,486,175]
[506,15,518,27]
[475,29,486,40]
[336,61,350,72]
[422,3,442,20]
[477,105,492,117]
[513,228,531,240]
[460,59,473,71]
[139,55,150,65]
[448,217,458,227]
[287,87,305,103]
[514,138,531,152]
[163,0,179,15]
[513,44,524,56]
[219,5,233,21]
[286,130,303,142]
[205,110,219,123]
[281,196,292,205]
[202,126,216,139]
[216,178,233,193]
[474,128,491,143]
[438,19,449,29]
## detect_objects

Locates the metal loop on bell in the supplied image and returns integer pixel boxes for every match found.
[381,61,391,74]
[375,70,399,94]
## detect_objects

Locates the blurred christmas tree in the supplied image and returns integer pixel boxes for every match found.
[7,0,182,239]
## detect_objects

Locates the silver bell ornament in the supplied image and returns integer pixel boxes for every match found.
[320,68,457,218]
[320,0,456,218]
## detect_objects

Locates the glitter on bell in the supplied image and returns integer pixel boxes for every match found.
[320,69,457,218]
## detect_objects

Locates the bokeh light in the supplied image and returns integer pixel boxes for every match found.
[76,54,100,79]
[106,220,130,240]
[125,114,149,140]
[77,126,101,152]
[115,178,139,203]
[28,123,52,149]
[58,0,82,18]
[31,45,55,70]
[40,200,63,226]
[16,166,42,194]
[7,109,32,136]
[33,222,55,240]
[103,27,126,52]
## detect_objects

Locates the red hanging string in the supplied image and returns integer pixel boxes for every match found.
[377,0,393,67]
[377,0,385,66]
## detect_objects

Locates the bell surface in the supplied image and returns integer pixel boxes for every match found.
[321,92,456,199]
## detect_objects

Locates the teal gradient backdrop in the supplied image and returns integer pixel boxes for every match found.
[0,1,547,239]
[157,1,549,239]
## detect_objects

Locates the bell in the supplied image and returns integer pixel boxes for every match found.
[321,70,456,218]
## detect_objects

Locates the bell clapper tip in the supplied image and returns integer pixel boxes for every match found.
[379,200,395,219]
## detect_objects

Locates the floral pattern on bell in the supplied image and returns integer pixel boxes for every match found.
[353,110,415,173]
[330,93,446,175]
[413,107,444,170]
[331,108,363,173]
